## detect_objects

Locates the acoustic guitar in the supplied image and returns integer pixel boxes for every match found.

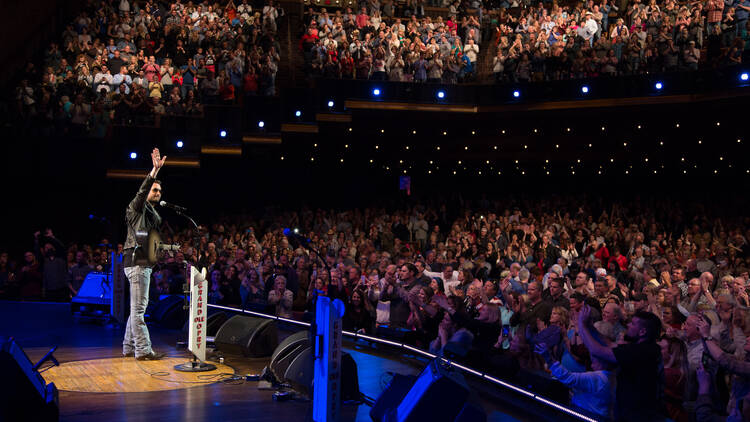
[134,229,180,266]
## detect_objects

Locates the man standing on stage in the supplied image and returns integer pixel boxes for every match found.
[122,148,167,360]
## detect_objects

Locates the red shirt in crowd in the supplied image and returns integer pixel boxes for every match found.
[356,12,369,28]
[243,73,258,93]
[300,32,319,51]
[221,83,235,101]
[608,253,628,271]
[594,245,610,263]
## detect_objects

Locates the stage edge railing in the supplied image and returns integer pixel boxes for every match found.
[207,303,597,422]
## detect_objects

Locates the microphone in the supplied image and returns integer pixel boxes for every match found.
[283,228,312,249]
[159,200,187,212]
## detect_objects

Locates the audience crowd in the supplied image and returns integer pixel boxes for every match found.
[300,4,487,82]
[488,0,750,83]
[300,0,750,84]
[3,196,750,420]
[13,0,283,137]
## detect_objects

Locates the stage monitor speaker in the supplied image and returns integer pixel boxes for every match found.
[0,337,59,421]
[269,331,309,380]
[282,347,360,399]
[151,295,187,329]
[283,344,315,393]
[339,352,361,401]
[370,374,417,422]
[384,359,470,422]
[517,368,569,403]
[214,315,279,357]
[268,331,360,399]
[71,272,112,305]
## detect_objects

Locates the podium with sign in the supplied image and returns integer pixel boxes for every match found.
[312,296,346,422]
[174,264,216,372]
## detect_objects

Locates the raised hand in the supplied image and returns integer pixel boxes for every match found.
[696,318,710,338]
[578,304,591,325]
[432,294,449,309]
[499,277,510,293]
[150,148,167,177]
[739,289,750,307]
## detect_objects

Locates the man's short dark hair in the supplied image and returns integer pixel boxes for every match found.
[633,311,661,343]
[549,278,563,288]
[153,179,162,186]
[570,292,586,303]
[403,263,417,278]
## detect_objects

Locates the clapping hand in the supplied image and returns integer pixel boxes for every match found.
[696,318,710,338]
[661,271,671,284]
[499,277,510,293]
[738,289,749,306]
[432,294,449,310]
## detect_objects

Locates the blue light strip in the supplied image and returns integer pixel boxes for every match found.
[207,303,596,421]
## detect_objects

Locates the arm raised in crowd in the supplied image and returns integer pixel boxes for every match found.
[698,318,750,375]
[535,343,610,393]
[577,304,617,364]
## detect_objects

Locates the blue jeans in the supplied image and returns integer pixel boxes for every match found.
[123,266,153,357]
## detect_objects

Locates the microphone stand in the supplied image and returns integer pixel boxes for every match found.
[173,208,216,372]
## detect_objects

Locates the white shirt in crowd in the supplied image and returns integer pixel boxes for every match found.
[463,42,479,63]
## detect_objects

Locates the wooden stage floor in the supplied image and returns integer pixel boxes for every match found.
[2,301,568,422]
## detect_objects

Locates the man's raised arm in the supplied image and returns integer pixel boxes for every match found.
[128,148,166,215]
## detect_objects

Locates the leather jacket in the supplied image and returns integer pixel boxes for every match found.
[123,175,162,267]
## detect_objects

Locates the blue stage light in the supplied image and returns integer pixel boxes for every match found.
[129,152,137,159]
[219,130,227,138]
[258,121,265,128]
[436,90,445,99]
[741,72,749,81]
[176,140,184,148]
[581,85,589,94]
[373,88,381,96]
[327,100,334,108]
[295,110,302,117]
[655,82,663,90]
[513,90,520,98]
